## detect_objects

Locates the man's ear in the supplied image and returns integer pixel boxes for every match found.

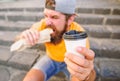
[67,14,76,25]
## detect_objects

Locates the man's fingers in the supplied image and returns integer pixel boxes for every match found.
[67,65,87,81]
[29,30,39,44]
[21,29,39,45]
[65,53,90,68]
[76,47,95,60]
[21,30,30,42]
[26,30,34,44]
[64,57,88,73]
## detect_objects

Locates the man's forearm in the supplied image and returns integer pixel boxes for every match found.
[71,69,96,81]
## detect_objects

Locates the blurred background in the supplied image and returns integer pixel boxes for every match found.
[0,0,120,81]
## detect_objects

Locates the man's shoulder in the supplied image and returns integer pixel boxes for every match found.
[33,19,45,26]
[31,19,46,30]
[71,22,85,31]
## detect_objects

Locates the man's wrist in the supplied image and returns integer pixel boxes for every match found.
[71,69,96,81]
[83,69,96,81]
[83,74,90,81]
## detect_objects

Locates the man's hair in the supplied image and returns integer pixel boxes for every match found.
[45,0,55,10]
[64,14,73,21]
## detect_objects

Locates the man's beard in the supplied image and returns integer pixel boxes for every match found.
[46,23,67,45]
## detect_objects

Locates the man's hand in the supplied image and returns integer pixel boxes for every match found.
[20,29,40,46]
[64,46,95,81]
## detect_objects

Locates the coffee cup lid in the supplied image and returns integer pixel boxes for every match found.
[63,30,87,40]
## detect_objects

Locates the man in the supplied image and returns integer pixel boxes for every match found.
[17,0,96,81]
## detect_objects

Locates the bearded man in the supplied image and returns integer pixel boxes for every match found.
[16,0,96,81]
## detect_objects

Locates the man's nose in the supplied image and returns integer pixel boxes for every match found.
[46,18,52,26]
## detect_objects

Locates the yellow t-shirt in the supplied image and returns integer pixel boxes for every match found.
[31,19,90,62]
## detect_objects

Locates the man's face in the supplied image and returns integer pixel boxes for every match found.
[44,9,68,44]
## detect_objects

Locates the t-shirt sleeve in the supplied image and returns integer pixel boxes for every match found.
[31,19,46,31]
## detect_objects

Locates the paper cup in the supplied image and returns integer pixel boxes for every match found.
[63,30,88,58]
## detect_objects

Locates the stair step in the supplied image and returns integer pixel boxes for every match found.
[0,7,120,17]
[0,31,19,41]
[0,20,34,31]
[76,0,120,8]
[76,7,120,15]
[0,45,40,70]
[0,12,120,25]
[76,14,120,25]
[0,31,19,46]
[0,11,44,22]
[90,37,120,59]
[0,0,44,8]
[0,0,17,3]
[0,7,120,15]
[0,0,119,17]
[0,0,119,9]
[83,25,120,39]
[94,57,120,80]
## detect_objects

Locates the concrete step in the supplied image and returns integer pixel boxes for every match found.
[0,6,120,15]
[0,0,120,9]
[76,0,120,8]
[94,57,120,81]
[76,7,120,15]
[0,0,44,8]
[0,30,120,59]
[0,12,120,25]
[76,14,120,25]
[0,12,44,22]
[0,20,34,31]
[0,65,27,81]
[0,0,119,17]
[0,45,40,70]
[89,37,120,59]
[83,25,120,39]
[0,31,20,46]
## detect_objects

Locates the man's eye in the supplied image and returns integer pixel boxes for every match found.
[44,15,47,18]
[52,16,58,19]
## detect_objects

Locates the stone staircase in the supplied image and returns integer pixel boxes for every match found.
[0,0,120,81]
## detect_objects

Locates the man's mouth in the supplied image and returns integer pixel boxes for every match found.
[51,31,55,36]
[53,29,55,32]
[51,28,56,34]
